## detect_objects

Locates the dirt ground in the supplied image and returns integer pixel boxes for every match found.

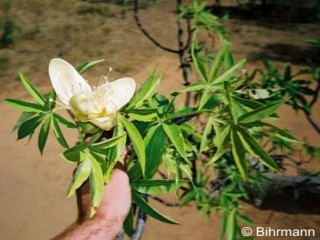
[0,0,320,239]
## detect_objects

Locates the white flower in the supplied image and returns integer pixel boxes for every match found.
[49,58,136,130]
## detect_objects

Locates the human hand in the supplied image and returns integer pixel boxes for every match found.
[54,155,131,240]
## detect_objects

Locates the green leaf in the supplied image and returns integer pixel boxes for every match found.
[231,96,265,110]
[19,72,45,105]
[52,116,69,148]
[227,209,236,240]
[90,151,108,178]
[200,115,214,153]
[218,214,227,240]
[191,37,207,82]
[180,190,197,206]
[13,112,36,131]
[66,158,91,197]
[237,214,253,225]
[230,97,247,121]
[231,128,247,180]
[46,90,57,109]
[236,126,279,170]
[105,120,127,182]
[119,114,146,176]
[126,69,161,109]
[178,81,206,93]
[198,87,211,110]
[211,58,246,85]
[89,155,104,209]
[126,109,157,122]
[5,99,45,112]
[238,99,283,124]
[206,124,231,166]
[89,134,126,153]
[262,122,300,143]
[162,122,187,161]
[224,50,234,69]
[38,115,52,154]
[53,113,77,128]
[145,124,166,178]
[17,114,45,140]
[166,108,203,121]
[123,207,134,236]
[76,59,105,74]
[201,95,222,110]
[224,81,237,123]
[209,40,231,81]
[131,180,185,195]
[132,191,178,224]
[61,144,86,162]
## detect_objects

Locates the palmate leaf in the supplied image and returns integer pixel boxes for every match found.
[17,114,45,140]
[131,179,185,195]
[52,116,69,148]
[224,50,234,69]
[191,36,207,82]
[132,191,178,224]
[13,112,35,131]
[206,124,231,166]
[126,69,161,109]
[211,58,246,85]
[89,134,126,153]
[226,209,237,240]
[76,59,105,74]
[126,109,157,122]
[89,155,104,212]
[66,157,91,197]
[180,190,197,206]
[162,121,187,162]
[236,126,279,171]
[5,99,46,112]
[238,99,283,124]
[19,72,46,105]
[38,115,52,154]
[200,115,214,153]
[166,107,203,121]
[231,95,265,110]
[61,144,86,163]
[208,40,231,81]
[198,87,211,110]
[145,124,166,179]
[230,128,247,180]
[53,113,77,128]
[178,81,206,93]
[105,120,127,183]
[119,114,146,177]
[90,151,108,175]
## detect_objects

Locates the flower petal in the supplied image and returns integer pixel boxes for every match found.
[49,58,92,106]
[104,77,136,110]
[90,116,115,130]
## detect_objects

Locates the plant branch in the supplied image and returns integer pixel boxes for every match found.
[131,201,147,240]
[133,0,179,54]
[310,81,320,107]
[176,0,192,107]
[149,195,180,207]
[287,103,320,135]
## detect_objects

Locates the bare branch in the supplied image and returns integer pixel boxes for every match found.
[310,80,320,107]
[133,0,179,54]
[131,203,147,240]
[149,195,180,207]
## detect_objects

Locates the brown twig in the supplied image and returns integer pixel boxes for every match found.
[149,195,180,207]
